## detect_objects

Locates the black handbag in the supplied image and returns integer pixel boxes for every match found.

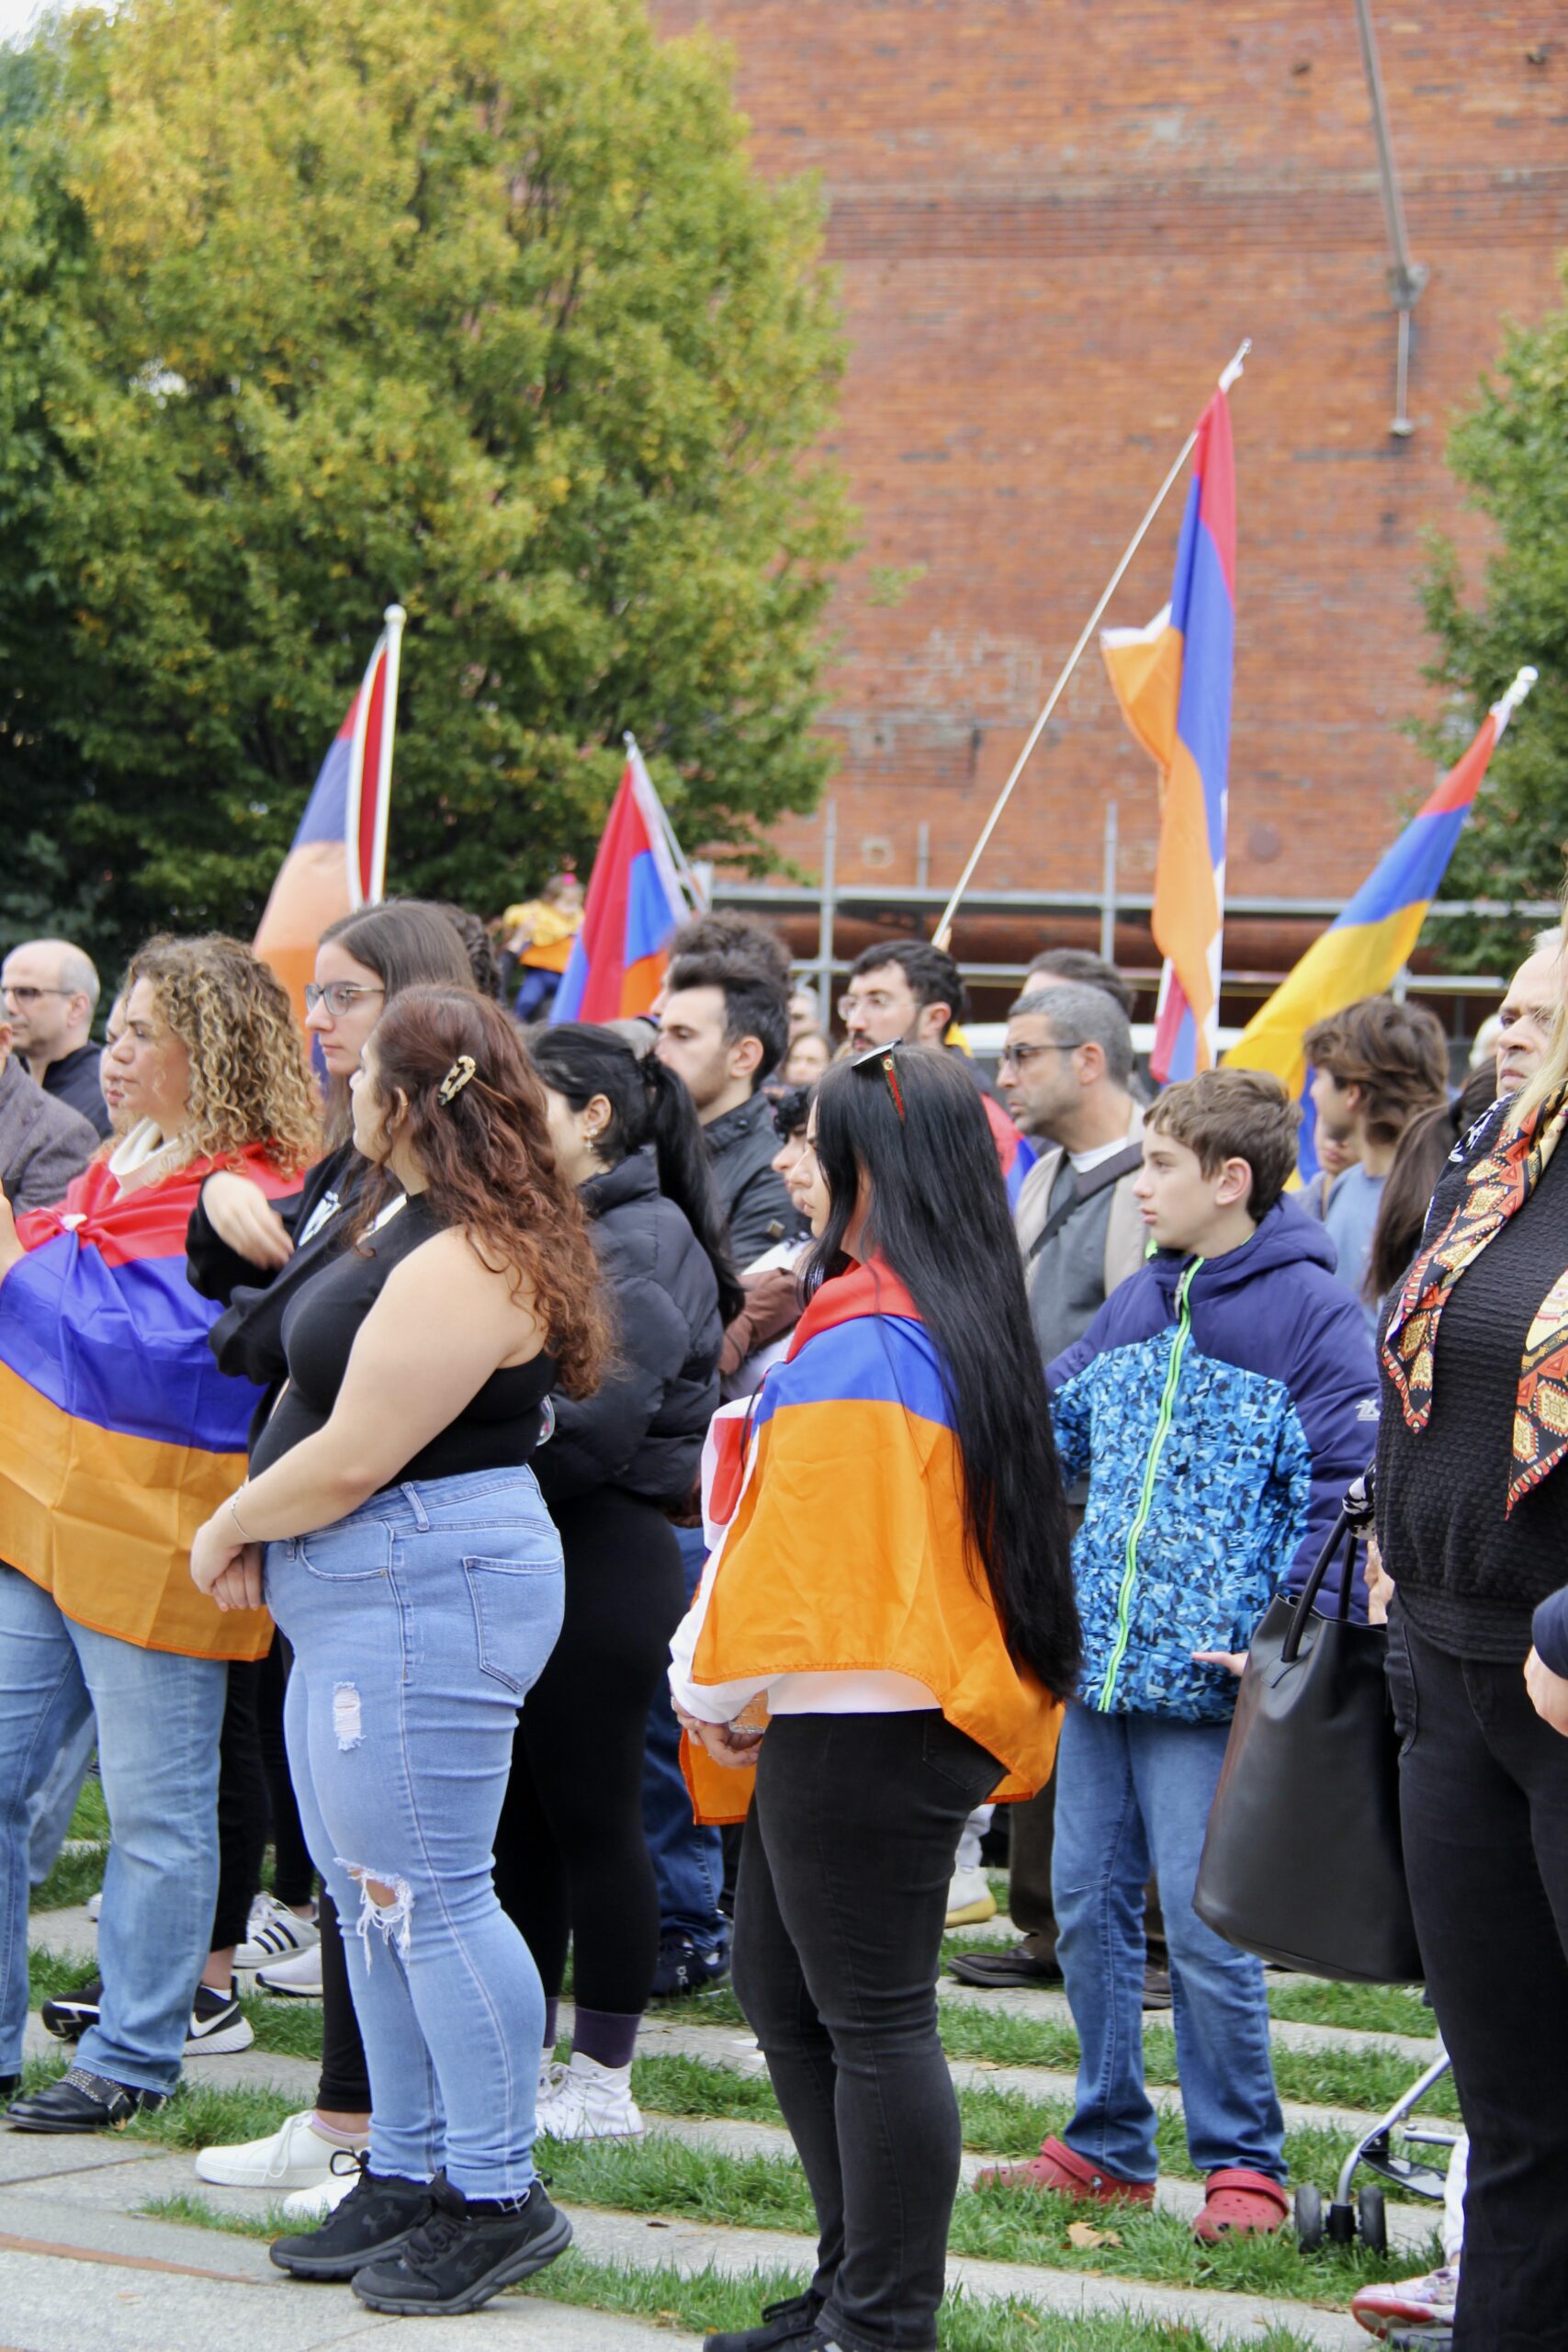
[1192,1491,1424,1984]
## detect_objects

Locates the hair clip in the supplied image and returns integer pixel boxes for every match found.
[851,1043,907,1124]
[437,1055,477,1104]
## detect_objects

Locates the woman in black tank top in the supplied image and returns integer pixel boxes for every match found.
[186,987,609,2318]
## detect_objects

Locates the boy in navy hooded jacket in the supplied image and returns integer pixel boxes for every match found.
[987,1069,1377,2239]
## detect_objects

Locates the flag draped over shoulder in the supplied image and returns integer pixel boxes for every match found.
[551,744,697,1023]
[1224,684,1529,1165]
[254,610,405,1021]
[676,1260,1063,1826]
[0,1152,294,1661]
[1102,390,1237,1082]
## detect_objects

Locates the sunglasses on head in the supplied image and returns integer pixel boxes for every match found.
[851,1043,907,1124]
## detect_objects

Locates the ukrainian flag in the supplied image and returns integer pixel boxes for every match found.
[1224,671,1538,1149]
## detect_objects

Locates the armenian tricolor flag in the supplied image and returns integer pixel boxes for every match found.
[980,1091,1036,1211]
[672,1260,1062,1825]
[0,1152,294,1661]
[551,740,699,1023]
[254,605,406,1021]
[1102,387,1238,1082]
[1225,668,1538,1170]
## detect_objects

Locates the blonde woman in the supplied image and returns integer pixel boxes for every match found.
[0,935,317,2135]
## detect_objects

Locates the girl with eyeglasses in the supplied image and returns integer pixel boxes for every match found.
[670,1044,1080,2352]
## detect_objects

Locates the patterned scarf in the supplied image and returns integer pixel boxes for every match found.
[1382,1085,1568,1512]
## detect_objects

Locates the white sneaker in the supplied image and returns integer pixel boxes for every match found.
[85,1890,102,1924]
[536,2051,643,2141]
[235,1892,320,1971]
[196,2107,364,2189]
[255,1943,324,1998]
[539,2052,569,2103]
[945,1865,998,1928]
[279,2154,364,2221]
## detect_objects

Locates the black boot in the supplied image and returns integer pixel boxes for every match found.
[269,2160,436,2280]
[352,2173,572,2315]
[7,2066,159,2133]
[704,2292,825,2351]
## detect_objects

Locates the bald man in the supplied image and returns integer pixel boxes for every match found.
[1495,937,1565,1101]
[0,939,109,1137]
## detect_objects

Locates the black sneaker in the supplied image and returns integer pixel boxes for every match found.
[269,2161,436,2279]
[649,1930,730,2000]
[7,2065,163,2133]
[352,2174,572,2314]
[704,2290,825,2349]
[40,1976,101,2041]
[186,1984,254,2055]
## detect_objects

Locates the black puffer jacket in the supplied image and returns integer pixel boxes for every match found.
[536,1147,722,1509]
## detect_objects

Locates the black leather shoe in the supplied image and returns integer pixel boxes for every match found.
[704,2291,825,2350]
[7,2065,158,2132]
[270,2162,435,2279]
[352,2175,572,2314]
[945,1941,1062,1989]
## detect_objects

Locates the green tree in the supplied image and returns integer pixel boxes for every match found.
[1420,261,1568,970]
[0,0,852,975]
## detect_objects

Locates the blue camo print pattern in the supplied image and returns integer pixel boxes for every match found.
[1053,1331,1312,1722]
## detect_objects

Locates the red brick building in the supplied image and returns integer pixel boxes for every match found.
[651,1,1568,1008]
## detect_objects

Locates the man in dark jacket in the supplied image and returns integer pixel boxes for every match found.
[0,939,110,1138]
[0,1016,98,1210]
[654,953,802,1266]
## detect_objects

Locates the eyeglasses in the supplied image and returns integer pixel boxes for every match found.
[997,1039,1081,1071]
[838,989,898,1023]
[851,1043,907,1123]
[1,985,72,1005]
[304,981,386,1019]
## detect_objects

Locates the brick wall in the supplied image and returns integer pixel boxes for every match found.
[649,1,1568,931]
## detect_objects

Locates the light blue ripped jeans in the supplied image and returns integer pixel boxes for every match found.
[265,1467,564,2199]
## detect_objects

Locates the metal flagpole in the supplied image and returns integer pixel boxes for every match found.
[931,340,1250,954]
[367,603,406,906]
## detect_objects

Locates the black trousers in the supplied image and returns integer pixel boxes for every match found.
[494,1488,684,2014]
[1389,1606,1568,2351]
[732,1712,1001,2352]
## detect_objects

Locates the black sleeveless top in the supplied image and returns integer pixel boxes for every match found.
[249,1193,556,1489]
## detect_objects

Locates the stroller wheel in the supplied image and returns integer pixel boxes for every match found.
[1294,2182,1324,2252]
[1357,2185,1388,2255]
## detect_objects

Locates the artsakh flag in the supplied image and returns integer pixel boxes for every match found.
[1226,673,1536,1177]
[0,1151,296,1662]
[1101,390,1237,1082]
[254,607,406,1020]
[551,742,698,1023]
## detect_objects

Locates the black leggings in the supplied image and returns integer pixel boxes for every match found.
[212,1635,316,1951]
[493,1487,684,2014]
[733,1712,1002,2352]
[1390,1606,1568,2350]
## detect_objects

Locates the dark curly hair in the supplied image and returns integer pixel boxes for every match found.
[351,987,610,1398]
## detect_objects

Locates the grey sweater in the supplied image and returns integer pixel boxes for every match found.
[0,1054,99,1212]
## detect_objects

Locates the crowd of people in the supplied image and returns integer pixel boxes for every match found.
[0,899,1562,2347]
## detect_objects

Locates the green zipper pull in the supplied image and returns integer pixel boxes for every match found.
[1095,1257,1203,1711]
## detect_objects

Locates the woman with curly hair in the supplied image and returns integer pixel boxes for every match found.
[188,986,609,2320]
[0,934,317,2135]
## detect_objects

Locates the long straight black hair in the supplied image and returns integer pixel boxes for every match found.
[807,1046,1080,1698]
[528,1023,744,1326]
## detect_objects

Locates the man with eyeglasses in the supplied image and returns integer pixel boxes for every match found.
[0,939,110,1138]
[949,978,1160,1997]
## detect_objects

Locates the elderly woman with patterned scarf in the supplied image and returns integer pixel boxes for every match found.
[1377,938,1568,2352]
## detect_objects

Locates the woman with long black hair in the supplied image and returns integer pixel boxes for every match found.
[671,1043,1079,2352]
[499,1023,737,2140]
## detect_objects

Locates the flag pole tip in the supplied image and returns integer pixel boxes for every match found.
[1499,665,1539,718]
[1217,338,1251,394]
[384,604,407,627]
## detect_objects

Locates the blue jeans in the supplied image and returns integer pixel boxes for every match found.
[0,1564,226,2092]
[642,1522,726,1947]
[27,1711,97,1888]
[265,1468,563,2199]
[1052,1703,1284,2184]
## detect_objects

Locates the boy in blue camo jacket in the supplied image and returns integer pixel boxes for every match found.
[987,1069,1377,2240]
